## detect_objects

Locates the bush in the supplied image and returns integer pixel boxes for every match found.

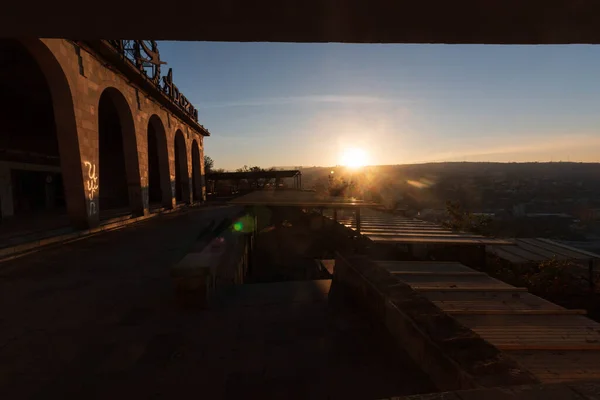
[526,258,589,295]
[441,200,492,235]
[485,256,591,296]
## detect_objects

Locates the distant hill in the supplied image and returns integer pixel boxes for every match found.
[299,162,600,184]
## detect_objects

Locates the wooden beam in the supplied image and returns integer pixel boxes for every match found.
[413,287,529,292]
[390,271,485,276]
[445,309,588,316]
[498,344,600,351]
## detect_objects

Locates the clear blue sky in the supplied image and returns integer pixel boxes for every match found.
[158,42,600,170]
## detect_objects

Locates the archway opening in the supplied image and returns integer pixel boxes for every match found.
[0,39,69,234]
[98,89,131,213]
[147,115,170,209]
[148,123,161,204]
[191,140,201,202]
[174,130,188,203]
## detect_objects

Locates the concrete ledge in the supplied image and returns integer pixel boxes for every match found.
[171,208,251,308]
[333,253,540,392]
[382,380,600,400]
[0,203,204,262]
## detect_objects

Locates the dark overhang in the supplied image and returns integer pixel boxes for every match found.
[2,1,600,44]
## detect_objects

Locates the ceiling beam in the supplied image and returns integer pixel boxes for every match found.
[2,1,600,44]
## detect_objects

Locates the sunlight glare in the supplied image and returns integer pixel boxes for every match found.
[340,147,369,168]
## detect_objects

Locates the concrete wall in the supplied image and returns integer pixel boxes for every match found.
[1,38,207,228]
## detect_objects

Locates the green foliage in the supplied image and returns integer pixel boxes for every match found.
[442,200,492,235]
[204,155,214,173]
[485,256,592,296]
[526,258,589,295]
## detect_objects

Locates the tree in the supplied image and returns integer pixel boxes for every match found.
[442,200,492,235]
[204,156,214,174]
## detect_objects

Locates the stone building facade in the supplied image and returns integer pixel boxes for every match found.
[0,38,208,231]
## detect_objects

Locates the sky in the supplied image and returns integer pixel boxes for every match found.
[157,42,600,170]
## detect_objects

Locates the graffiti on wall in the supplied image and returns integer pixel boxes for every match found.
[84,161,99,216]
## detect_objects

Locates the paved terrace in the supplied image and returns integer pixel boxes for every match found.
[0,205,434,399]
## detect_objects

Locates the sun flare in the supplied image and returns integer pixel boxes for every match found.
[340,147,369,168]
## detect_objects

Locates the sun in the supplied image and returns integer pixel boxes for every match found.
[340,147,369,168]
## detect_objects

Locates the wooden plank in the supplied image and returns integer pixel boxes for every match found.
[390,271,486,276]
[512,240,571,260]
[410,283,515,290]
[398,274,507,283]
[341,223,440,227]
[497,344,600,350]
[375,260,469,265]
[350,228,452,234]
[433,299,560,312]
[362,232,485,238]
[376,261,475,273]
[487,246,529,264]
[423,291,566,311]
[519,238,590,260]
[456,314,600,327]
[445,309,587,315]
[338,216,437,221]
[413,287,529,292]
[505,350,600,384]
[342,223,444,229]
[340,217,438,223]
[455,314,600,348]
[495,245,548,262]
[536,238,600,259]
[356,228,450,233]
[368,236,512,245]
[347,221,440,227]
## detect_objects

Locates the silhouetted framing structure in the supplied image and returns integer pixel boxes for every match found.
[2,1,600,44]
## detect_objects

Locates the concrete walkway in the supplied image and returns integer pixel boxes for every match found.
[0,206,433,399]
[211,279,434,399]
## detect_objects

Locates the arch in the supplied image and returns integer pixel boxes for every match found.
[174,130,190,203]
[147,115,172,209]
[191,139,202,202]
[97,87,143,215]
[0,38,88,228]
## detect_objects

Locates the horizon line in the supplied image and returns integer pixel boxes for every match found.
[220,160,600,170]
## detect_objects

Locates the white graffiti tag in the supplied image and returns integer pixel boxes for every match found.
[84,161,99,215]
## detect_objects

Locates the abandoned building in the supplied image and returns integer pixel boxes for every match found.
[0,39,208,231]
